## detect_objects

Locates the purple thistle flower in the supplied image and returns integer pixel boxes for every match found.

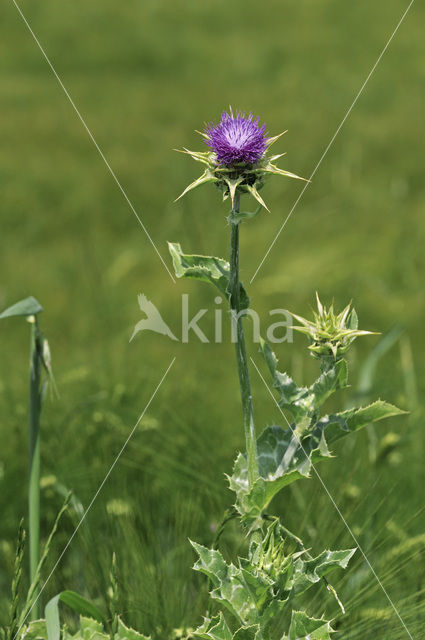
[205,109,268,166]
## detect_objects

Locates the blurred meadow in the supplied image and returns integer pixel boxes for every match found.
[0,0,424,637]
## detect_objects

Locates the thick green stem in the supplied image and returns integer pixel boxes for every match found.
[29,318,41,620]
[229,193,259,488]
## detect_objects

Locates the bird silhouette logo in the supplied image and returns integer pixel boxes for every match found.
[130,294,179,342]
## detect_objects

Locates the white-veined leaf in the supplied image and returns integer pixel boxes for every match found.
[168,242,249,310]
[229,400,405,519]
[287,611,333,640]
[45,592,105,640]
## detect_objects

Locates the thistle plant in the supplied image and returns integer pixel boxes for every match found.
[169,109,405,640]
[175,108,303,214]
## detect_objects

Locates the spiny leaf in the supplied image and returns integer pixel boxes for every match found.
[287,611,334,640]
[228,426,322,520]
[229,399,405,519]
[18,620,49,639]
[232,626,260,640]
[193,613,232,640]
[190,541,229,585]
[190,542,266,627]
[309,359,348,408]
[191,526,351,637]
[116,618,150,640]
[168,242,249,310]
[61,616,107,640]
[320,401,407,446]
[45,592,105,640]
[44,615,150,640]
[288,549,356,597]
[259,339,347,424]
[76,616,106,639]
[228,206,262,225]
[259,338,310,423]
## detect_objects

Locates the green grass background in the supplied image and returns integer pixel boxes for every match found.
[0,0,424,637]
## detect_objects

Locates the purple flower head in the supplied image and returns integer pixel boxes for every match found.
[205,109,268,166]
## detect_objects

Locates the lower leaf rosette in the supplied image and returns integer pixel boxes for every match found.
[191,521,354,640]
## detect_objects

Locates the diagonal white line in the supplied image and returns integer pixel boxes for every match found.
[11,0,176,284]
[250,0,415,284]
[15,357,176,637]
[250,355,414,639]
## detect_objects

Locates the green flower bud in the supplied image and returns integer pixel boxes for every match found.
[291,293,376,368]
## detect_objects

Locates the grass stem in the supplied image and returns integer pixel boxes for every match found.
[28,317,42,620]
